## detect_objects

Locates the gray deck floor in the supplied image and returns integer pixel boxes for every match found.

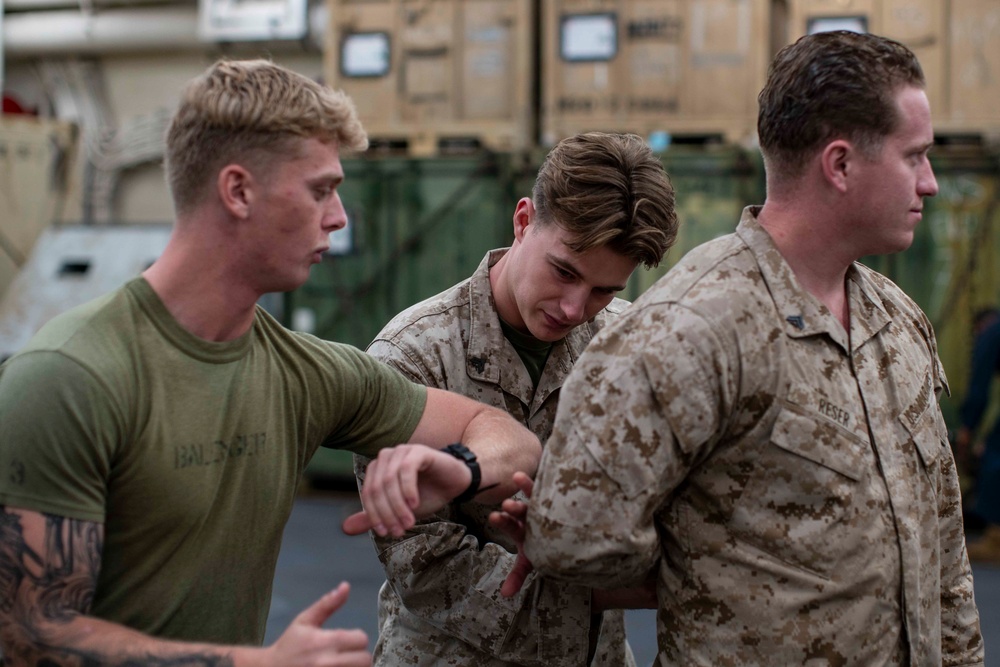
[268,493,1000,666]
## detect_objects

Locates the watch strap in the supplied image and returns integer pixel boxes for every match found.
[441,443,482,504]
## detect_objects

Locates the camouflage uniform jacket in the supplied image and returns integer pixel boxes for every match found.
[523,208,985,667]
[357,248,635,666]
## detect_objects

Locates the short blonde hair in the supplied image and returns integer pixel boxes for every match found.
[165,59,368,214]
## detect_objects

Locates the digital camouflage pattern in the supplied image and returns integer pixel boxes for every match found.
[357,249,635,666]
[524,208,985,667]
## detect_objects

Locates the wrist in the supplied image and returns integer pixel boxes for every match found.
[231,645,267,667]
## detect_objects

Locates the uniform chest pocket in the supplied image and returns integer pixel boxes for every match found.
[898,395,946,473]
[728,406,868,579]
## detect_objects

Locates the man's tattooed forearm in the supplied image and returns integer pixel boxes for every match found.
[0,508,102,623]
[1,508,235,666]
[0,507,43,614]
[36,514,102,623]
[66,648,235,667]
[3,641,235,667]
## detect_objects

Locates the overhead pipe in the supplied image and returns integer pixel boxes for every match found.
[3,7,201,56]
[4,0,177,11]
[3,3,328,57]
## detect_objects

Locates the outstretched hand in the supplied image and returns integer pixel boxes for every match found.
[489,471,535,597]
[264,582,371,667]
[342,444,471,537]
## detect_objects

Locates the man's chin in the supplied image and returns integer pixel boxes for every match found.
[530,324,570,343]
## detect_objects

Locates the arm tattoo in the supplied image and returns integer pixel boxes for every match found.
[37,513,102,623]
[0,506,234,667]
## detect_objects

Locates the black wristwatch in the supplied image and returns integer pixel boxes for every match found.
[441,443,482,504]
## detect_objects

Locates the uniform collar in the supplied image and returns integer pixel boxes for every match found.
[466,248,596,404]
[845,264,893,353]
[735,207,890,353]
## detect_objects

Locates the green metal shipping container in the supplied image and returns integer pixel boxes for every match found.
[291,152,535,483]
[900,148,1000,430]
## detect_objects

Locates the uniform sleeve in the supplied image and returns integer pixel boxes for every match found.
[0,352,121,522]
[525,304,733,588]
[930,328,986,665]
[937,444,986,666]
[360,336,598,666]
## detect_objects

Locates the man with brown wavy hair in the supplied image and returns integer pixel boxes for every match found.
[354,132,677,667]
[0,59,541,666]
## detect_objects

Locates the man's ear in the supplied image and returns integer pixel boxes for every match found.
[218,164,255,219]
[512,198,535,243]
[820,140,852,194]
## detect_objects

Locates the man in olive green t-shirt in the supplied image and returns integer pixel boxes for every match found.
[0,59,540,667]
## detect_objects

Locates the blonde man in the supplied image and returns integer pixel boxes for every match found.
[0,59,540,667]
[355,133,678,666]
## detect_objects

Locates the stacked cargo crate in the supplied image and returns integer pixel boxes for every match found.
[540,0,773,147]
[787,0,1000,145]
[326,0,1000,153]
[324,0,537,156]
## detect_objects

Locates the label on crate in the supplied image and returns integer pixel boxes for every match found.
[561,13,618,61]
[556,94,679,115]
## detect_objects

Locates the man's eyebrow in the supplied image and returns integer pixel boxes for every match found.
[547,253,627,292]
[309,173,344,186]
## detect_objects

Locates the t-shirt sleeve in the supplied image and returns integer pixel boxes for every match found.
[318,344,427,458]
[0,351,121,522]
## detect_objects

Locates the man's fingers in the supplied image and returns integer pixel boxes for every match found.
[501,553,534,598]
[313,630,370,667]
[500,497,528,518]
[488,510,524,539]
[327,648,371,667]
[399,454,421,511]
[494,471,536,598]
[294,582,351,627]
[512,471,534,497]
[342,512,374,536]
[325,628,370,653]
[358,455,388,535]
[360,448,419,536]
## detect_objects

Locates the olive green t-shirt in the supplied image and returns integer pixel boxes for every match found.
[499,318,553,389]
[0,278,426,645]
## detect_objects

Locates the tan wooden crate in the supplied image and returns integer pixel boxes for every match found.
[541,0,774,147]
[945,0,1000,138]
[325,0,536,155]
[881,0,946,122]
[787,0,946,119]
